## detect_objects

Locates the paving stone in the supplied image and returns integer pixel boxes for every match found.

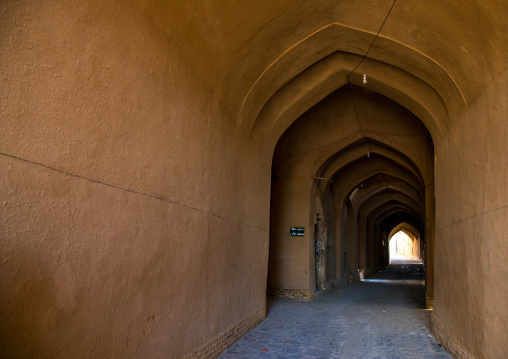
[218,258,451,359]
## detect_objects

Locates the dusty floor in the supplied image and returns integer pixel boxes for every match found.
[218,255,451,359]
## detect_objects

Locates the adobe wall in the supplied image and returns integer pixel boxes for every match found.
[433,68,508,359]
[2,2,507,359]
[0,2,270,358]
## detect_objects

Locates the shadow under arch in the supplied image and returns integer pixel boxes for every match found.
[314,138,429,191]
[350,177,424,213]
[309,155,427,289]
[352,190,424,272]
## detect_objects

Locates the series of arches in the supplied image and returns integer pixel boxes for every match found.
[235,23,470,146]
[2,2,506,357]
[227,21,464,312]
[267,85,435,306]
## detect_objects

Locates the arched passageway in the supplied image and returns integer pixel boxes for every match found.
[1,2,507,359]
[389,228,422,264]
[267,85,434,306]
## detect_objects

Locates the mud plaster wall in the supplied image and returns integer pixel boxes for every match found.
[433,68,508,359]
[0,2,269,358]
[2,1,508,358]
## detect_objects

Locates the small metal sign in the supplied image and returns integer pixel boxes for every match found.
[290,227,305,236]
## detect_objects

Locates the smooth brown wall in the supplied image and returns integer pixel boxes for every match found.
[0,2,269,358]
[433,68,508,358]
[2,1,508,358]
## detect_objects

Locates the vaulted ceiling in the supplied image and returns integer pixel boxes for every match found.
[131,0,507,146]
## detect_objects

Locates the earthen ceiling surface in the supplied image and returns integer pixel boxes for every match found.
[130,0,507,142]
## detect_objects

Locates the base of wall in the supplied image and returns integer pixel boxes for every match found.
[325,278,347,290]
[362,266,382,278]
[346,271,362,284]
[185,307,265,359]
[425,296,434,309]
[431,313,473,359]
[267,288,315,301]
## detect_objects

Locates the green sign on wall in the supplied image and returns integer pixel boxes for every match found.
[290,227,305,236]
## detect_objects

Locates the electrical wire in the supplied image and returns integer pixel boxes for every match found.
[346,0,397,131]
[345,0,397,184]
[346,0,398,80]
[347,81,372,153]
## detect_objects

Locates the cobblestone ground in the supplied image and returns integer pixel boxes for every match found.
[218,256,451,359]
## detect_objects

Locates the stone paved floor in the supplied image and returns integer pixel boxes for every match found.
[218,255,451,359]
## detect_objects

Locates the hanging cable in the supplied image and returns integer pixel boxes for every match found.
[345,0,397,186]
[308,1,398,186]
[346,0,398,80]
